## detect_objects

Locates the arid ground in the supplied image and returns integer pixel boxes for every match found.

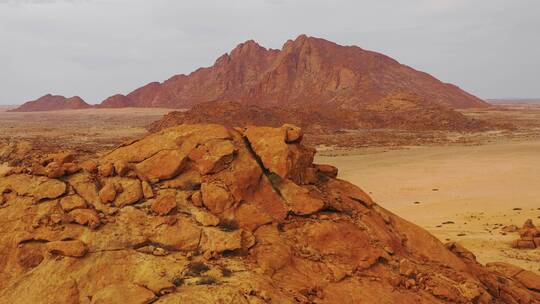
[0,107,173,156]
[1,104,539,274]
[317,104,540,273]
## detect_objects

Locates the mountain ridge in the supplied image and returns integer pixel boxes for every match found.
[12,35,487,113]
[102,35,486,109]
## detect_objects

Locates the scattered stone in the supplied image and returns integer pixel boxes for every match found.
[201,182,234,214]
[141,181,154,199]
[112,178,142,207]
[315,164,338,178]
[59,194,87,212]
[191,191,203,207]
[502,225,518,233]
[113,160,130,176]
[68,208,101,229]
[99,180,117,204]
[192,208,220,227]
[279,180,324,215]
[79,160,98,173]
[283,124,303,143]
[98,163,114,177]
[151,194,177,216]
[46,240,87,257]
[188,139,236,174]
[136,150,187,181]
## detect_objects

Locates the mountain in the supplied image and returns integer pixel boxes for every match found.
[1,124,538,303]
[0,105,16,112]
[9,94,91,112]
[99,94,135,108]
[101,35,488,110]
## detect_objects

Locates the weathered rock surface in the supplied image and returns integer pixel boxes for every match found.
[0,124,538,304]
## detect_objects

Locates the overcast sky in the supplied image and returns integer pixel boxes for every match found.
[0,0,538,105]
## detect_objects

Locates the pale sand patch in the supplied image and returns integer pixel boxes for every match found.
[316,139,540,273]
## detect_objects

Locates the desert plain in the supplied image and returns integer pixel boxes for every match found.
[1,103,539,276]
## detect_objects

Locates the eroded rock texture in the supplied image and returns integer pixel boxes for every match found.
[0,124,539,304]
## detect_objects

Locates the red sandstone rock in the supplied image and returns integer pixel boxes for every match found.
[105,35,487,113]
[151,194,177,216]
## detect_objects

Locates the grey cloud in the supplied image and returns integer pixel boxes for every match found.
[0,0,539,105]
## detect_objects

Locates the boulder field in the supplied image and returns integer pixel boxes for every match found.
[0,124,538,303]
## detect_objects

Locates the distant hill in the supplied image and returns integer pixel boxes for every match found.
[149,100,490,134]
[0,105,17,112]
[488,98,540,105]
[9,94,91,112]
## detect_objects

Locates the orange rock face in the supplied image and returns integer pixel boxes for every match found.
[10,94,91,112]
[0,124,538,303]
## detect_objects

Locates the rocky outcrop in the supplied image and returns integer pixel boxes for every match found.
[0,124,538,303]
[149,100,490,133]
[511,219,540,249]
[10,94,91,112]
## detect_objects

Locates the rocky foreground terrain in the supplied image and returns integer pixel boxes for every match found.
[0,124,539,303]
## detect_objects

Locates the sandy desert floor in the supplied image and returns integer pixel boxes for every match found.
[0,108,173,156]
[316,139,540,273]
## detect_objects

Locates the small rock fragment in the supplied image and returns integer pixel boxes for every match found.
[142,181,154,199]
[59,194,87,212]
[99,181,117,204]
[46,240,87,257]
[151,194,177,216]
[68,208,101,229]
[98,163,114,177]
